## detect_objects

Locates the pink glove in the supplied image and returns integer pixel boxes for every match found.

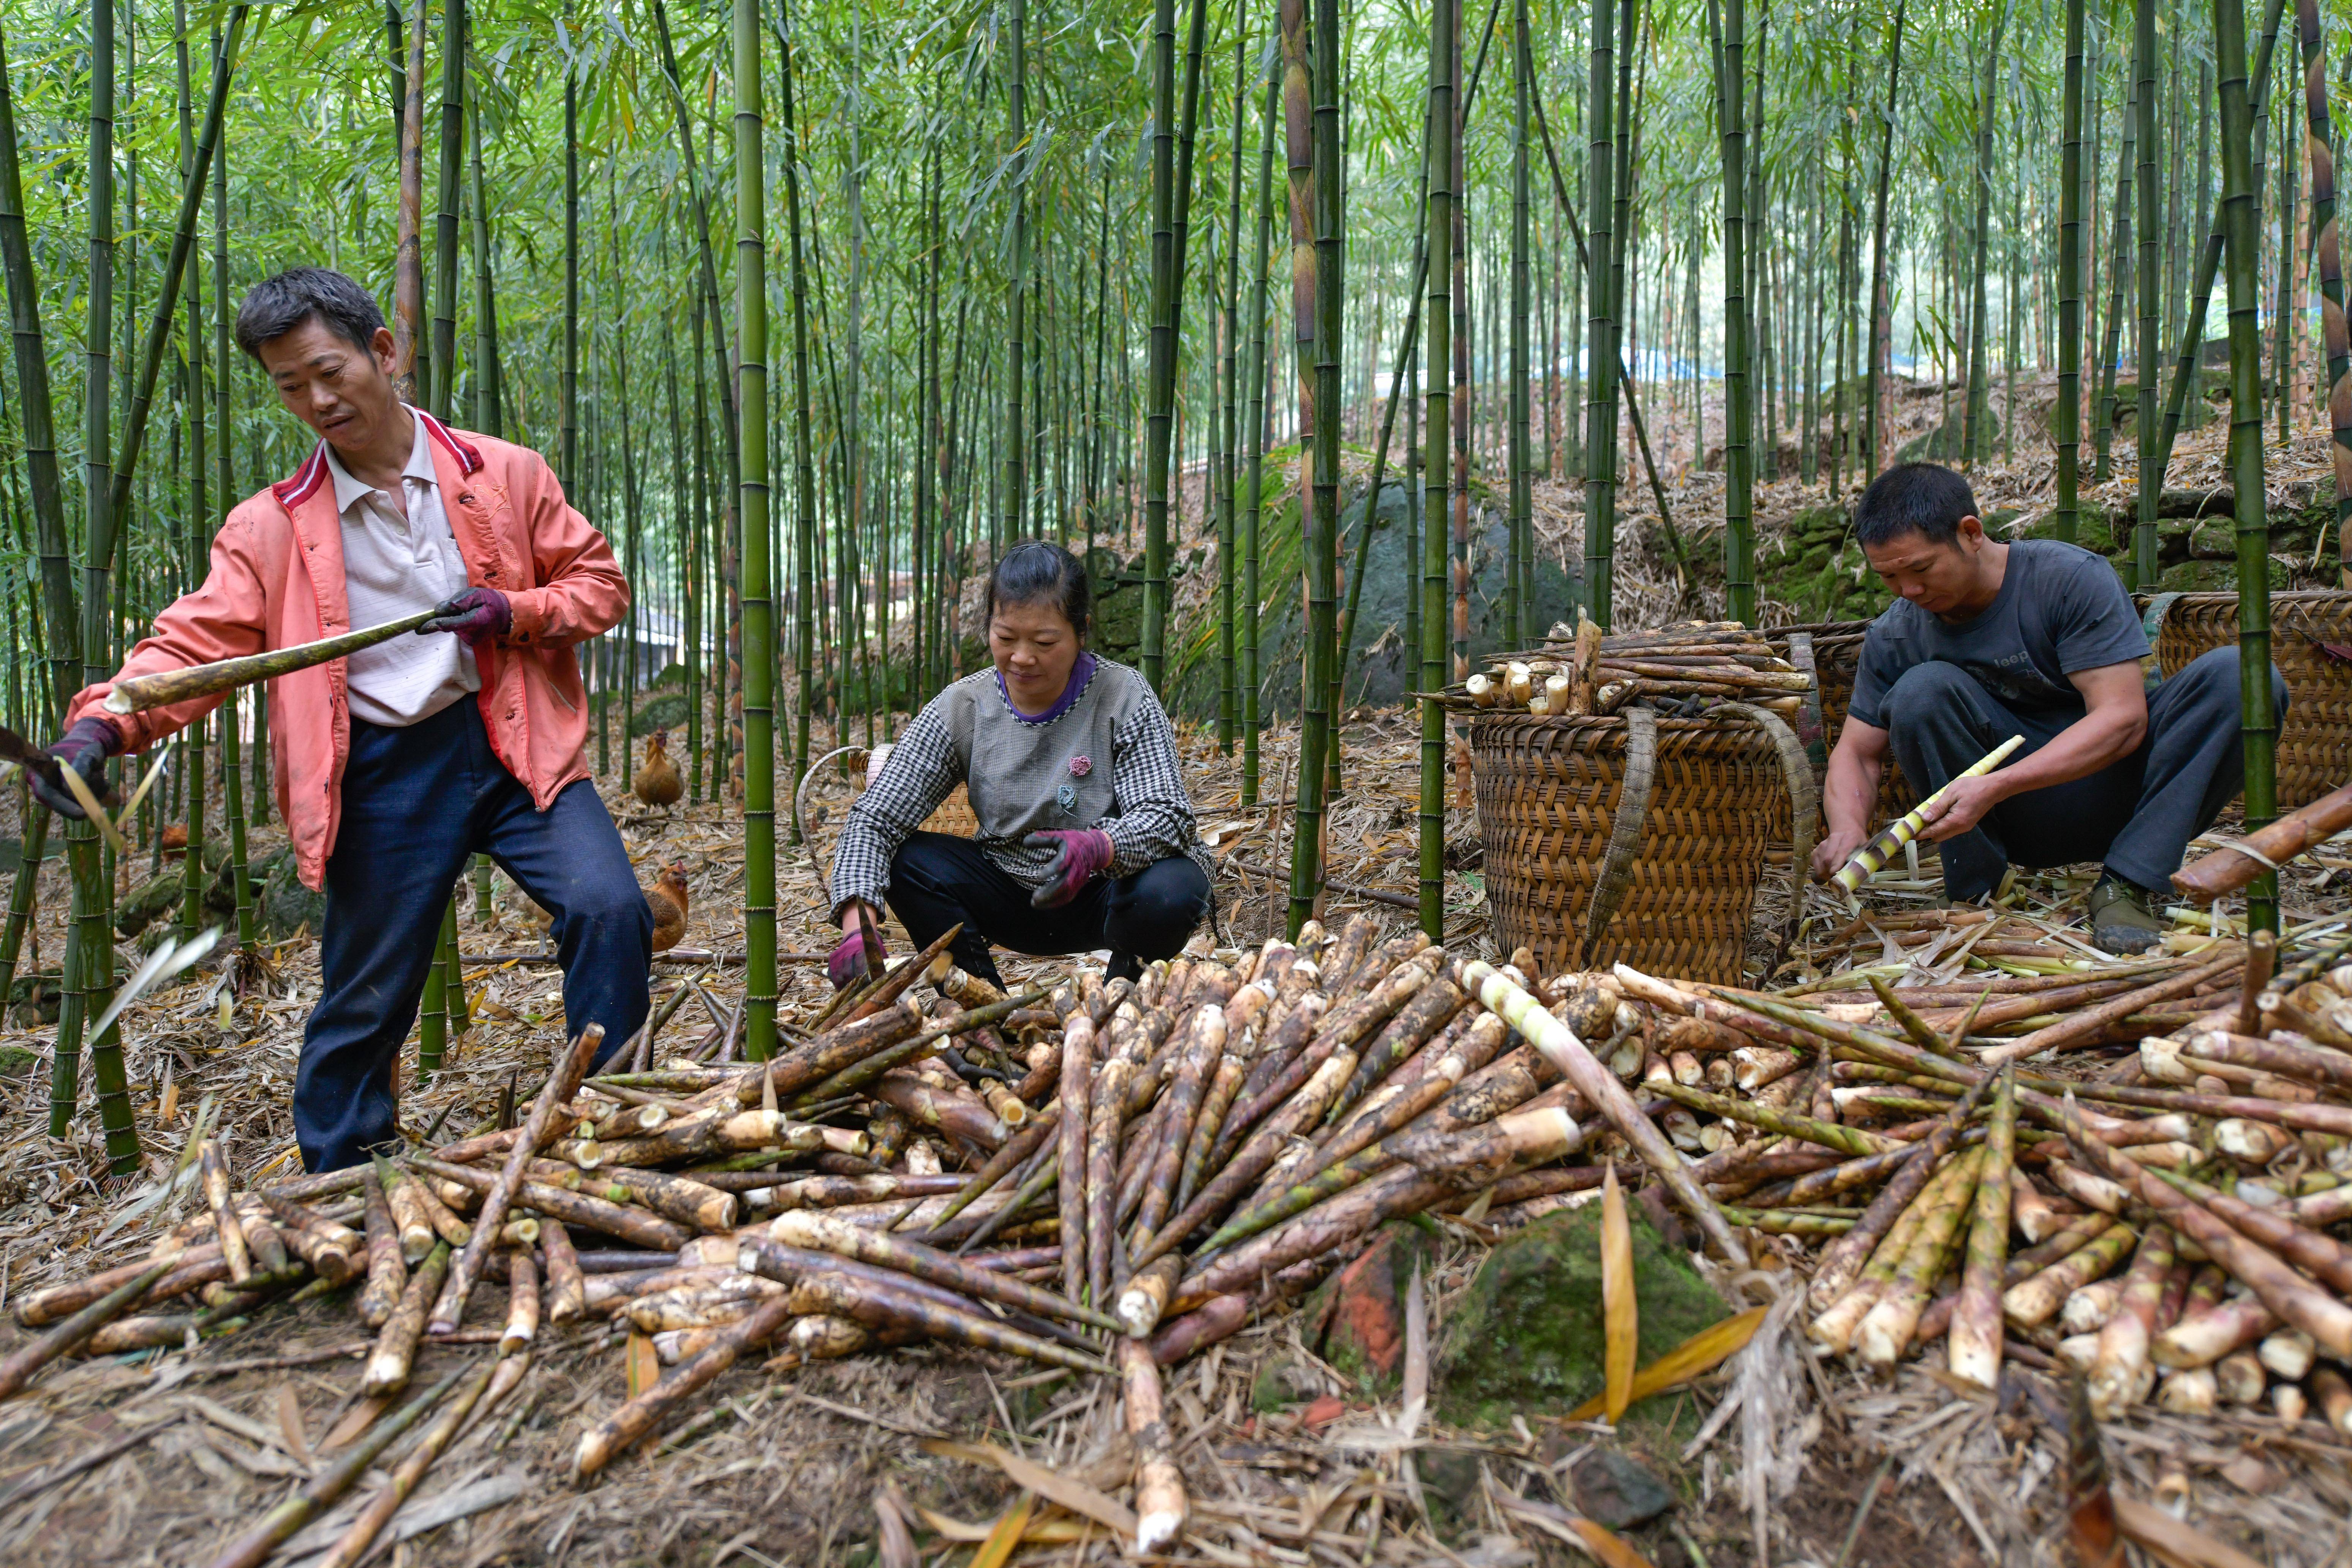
[1024,828,1113,909]
[828,908,887,991]
[419,586,512,648]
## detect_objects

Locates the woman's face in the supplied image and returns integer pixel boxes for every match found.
[989,596,1083,713]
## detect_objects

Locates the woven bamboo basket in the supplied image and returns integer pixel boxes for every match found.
[1469,710,1791,986]
[1766,618,1918,817]
[2151,590,2352,808]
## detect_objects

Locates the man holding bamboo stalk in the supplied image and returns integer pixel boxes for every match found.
[1812,462,2285,955]
[35,267,650,1171]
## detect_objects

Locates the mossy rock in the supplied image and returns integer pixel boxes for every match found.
[115,869,188,940]
[629,691,692,738]
[1433,1202,1728,1429]
[1299,1218,1445,1398]
[258,845,326,940]
[0,1044,35,1080]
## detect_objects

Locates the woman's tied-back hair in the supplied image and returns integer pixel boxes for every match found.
[986,541,1093,640]
[234,267,386,361]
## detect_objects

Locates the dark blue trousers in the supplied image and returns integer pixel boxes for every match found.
[883,831,1210,986]
[1884,646,2289,902]
[296,699,651,1171]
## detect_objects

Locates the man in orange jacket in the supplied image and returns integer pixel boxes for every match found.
[44,267,648,1171]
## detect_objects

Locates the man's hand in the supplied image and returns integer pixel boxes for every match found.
[1913,772,2006,842]
[420,586,512,648]
[1810,827,1870,884]
[30,716,120,821]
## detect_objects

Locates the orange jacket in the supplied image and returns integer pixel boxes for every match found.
[69,411,628,890]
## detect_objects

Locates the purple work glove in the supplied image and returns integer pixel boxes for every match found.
[828,908,887,991]
[419,586,512,648]
[30,716,120,820]
[1024,828,1114,910]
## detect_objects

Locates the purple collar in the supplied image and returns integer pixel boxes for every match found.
[997,651,1098,725]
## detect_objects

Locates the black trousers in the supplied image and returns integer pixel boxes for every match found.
[1881,645,2287,902]
[883,831,1211,985]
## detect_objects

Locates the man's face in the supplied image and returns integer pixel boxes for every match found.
[255,318,402,455]
[1861,516,1992,618]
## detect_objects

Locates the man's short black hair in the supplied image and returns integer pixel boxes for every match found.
[234,267,385,361]
[1851,462,1979,549]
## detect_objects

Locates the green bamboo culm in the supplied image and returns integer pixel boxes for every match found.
[737,0,779,1062]
[1139,0,1179,691]
[417,893,446,1077]
[428,0,464,422]
[1239,53,1277,809]
[1960,0,2007,465]
[64,0,137,1169]
[2299,0,2351,588]
[176,0,210,949]
[1713,0,1753,625]
[2216,0,2281,936]
[0,10,82,1118]
[1861,0,1902,479]
[445,897,468,1035]
[2152,0,2284,490]
[2055,0,2084,542]
[1506,0,1531,650]
[1216,19,1246,757]
[0,806,50,1008]
[1282,0,1331,939]
[2130,0,2159,589]
[1587,0,1619,628]
[1001,0,1027,550]
[1419,0,1456,945]
[777,10,818,838]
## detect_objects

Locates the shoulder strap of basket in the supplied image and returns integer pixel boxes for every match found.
[1719,702,1821,954]
[1584,707,1658,957]
[1783,632,1828,776]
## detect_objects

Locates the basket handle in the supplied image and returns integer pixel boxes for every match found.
[1583,707,1658,961]
[1719,701,1822,974]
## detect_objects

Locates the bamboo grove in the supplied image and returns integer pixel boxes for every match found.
[0,0,2350,1166]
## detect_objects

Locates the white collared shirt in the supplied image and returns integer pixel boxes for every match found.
[321,408,480,727]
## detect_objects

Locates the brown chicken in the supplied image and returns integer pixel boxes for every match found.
[646,861,690,953]
[634,729,684,809]
[158,823,189,857]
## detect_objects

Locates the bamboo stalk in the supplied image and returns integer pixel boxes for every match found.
[766,1209,1119,1333]
[2060,1095,2352,1355]
[430,1023,602,1334]
[1457,959,1747,1267]
[1831,735,2024,892]
[200,1366,465,1568]
[1947,1069,2015,1389]
[105,612,442,715]
[315,1355,498,1568]
[0,1259,172,1400]
[1807,1073,1997,1311]
[2086,1222,2173,1418]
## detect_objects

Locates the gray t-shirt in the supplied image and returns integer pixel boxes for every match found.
[1847,540,2149,727]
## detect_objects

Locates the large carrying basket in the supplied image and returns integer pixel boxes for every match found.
[1767,618,1918,816]
[1470,710,1796,986]
[2151,590,2352,809]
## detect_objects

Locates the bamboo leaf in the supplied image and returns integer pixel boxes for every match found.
[1566,1306,1770,1422]
[970,1491,1035,1568]
[1601,1163,1636,1424]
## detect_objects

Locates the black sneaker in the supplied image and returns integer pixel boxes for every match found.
[2088,871,2166,955]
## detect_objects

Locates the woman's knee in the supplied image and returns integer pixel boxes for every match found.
[1104,857,1209,954]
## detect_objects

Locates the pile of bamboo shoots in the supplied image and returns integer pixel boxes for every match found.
[6,914,1730,1557]
[1440,617,1812,721]
[1622,925,2352,1427]
[25,905,2352,1557]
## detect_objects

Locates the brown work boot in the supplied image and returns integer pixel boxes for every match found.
[2088,871,2165,955]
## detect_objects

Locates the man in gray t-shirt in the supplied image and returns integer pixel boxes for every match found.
[1814,463,2285,953]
